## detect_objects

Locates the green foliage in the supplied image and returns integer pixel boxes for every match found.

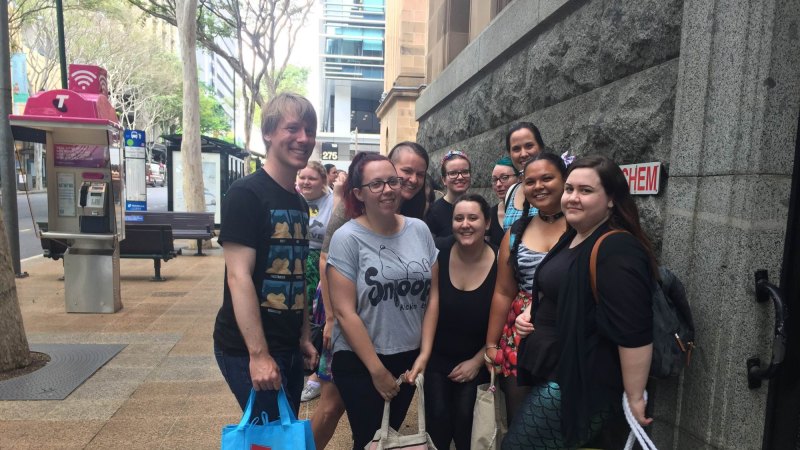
[198,83,232,134]
[275,65,309,97]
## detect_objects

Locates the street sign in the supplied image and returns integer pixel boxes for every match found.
[124,130,147,211]
[620,161,661,195]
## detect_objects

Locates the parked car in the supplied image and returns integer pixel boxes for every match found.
[147,163,166,187]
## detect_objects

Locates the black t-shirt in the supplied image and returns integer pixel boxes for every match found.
[488,203,505,247]
[424,198,454,238]
[521,232,653,389]
[429,237,497,373]
[213,169,310,355]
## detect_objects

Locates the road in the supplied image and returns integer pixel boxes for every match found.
[13,186,168,260]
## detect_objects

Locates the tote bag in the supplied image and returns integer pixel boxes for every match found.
[221,387,315,450]
[470,369,507,450]
[366,374,437,450]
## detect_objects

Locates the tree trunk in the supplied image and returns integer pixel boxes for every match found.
[0,210,30,372]
[176,0,205,213]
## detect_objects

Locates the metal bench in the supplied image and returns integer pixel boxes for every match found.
[124,211,215,255]
[38,222,178,281]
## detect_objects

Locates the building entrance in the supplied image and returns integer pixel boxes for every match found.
[763,112,800,449]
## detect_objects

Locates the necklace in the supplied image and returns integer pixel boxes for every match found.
[538,211,564,223]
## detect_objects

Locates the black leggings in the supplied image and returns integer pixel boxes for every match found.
[332,349,419,450]
[423,368,488,449]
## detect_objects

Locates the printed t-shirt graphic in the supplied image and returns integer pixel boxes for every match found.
[262,209,309,312]
[365,245,432,308]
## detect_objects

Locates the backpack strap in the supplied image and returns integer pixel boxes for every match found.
[504,181,520,207]
[589,229,629,303]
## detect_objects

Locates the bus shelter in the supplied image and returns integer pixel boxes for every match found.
[162,135,259,226]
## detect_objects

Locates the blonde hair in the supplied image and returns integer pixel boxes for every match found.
[302,161,328,180]
[261,93,317,151]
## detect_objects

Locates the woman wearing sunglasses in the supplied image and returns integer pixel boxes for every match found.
[326,152,440,450]
[425,150,472,239]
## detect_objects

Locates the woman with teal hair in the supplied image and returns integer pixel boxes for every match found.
[488,156,518,246]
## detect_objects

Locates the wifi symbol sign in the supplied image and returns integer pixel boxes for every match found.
[71,70,97,90]
[68,65,109,95]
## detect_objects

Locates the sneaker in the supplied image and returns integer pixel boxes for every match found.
[300,381,320,402]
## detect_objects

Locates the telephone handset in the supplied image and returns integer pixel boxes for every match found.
[79,183,90,207]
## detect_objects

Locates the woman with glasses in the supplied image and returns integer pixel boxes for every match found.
[425,150,472,239]
[310,142,430,449]
[488,156,519,247]
[503,123,546,230]
[327,151,440,450]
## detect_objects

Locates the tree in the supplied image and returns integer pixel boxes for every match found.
[0,214,30,372]
[20,3,184,138]
[127,0,313,150]
[176,0,205,213]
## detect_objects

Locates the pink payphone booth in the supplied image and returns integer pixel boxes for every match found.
[9,65,125,313]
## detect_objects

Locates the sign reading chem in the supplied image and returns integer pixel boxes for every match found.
[620,162,661,195]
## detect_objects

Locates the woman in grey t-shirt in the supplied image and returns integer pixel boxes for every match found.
[327,152,440,450]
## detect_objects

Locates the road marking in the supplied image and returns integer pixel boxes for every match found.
[20,228,32,232]
[22,254,43,263]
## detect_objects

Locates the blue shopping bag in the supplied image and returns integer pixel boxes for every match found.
[221,387,316,450]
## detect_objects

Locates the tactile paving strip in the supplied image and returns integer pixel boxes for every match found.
[0,343,126,400]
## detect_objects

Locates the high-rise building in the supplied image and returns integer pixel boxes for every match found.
[318,0,385,167]
[197,38,237,141]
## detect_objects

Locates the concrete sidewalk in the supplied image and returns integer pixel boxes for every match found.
[0,242,378,449]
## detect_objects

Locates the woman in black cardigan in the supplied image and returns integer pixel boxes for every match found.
[505,155,657,449]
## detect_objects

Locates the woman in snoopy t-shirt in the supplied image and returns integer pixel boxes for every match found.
[327,151,440,450]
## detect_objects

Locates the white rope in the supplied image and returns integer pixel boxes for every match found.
[622,390,657,450]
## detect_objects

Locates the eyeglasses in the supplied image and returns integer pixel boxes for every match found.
[446,170,471,179]
[359,177,403,193]
[491,174,517,184]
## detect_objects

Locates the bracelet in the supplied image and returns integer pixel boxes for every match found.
[485,344,500,350]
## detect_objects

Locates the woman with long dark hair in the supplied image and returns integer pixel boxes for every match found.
[506,155,656,449]
[310,142,430,449]
[502,122,545,230]
[327,152,439,449]
[484,152,569,423]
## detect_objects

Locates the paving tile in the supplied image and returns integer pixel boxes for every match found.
[45,398,125,421]
[67,380,142,400]
[113,395,188,419]
[85,417,175,449]
[1,419,105,449]
[162,416,236,449]
[0,400,59,420]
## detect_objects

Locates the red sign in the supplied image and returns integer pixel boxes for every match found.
[68,64,109,95]
[54,144,108,168]
[620,162,661,195]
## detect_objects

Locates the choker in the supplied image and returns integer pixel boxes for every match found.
[538,211,564,223]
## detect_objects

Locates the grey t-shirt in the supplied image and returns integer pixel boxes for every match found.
[321,202,347,254]
[306,192,334,250]
[327,217,439,355]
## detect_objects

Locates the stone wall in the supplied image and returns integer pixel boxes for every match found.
[416,0,684,251]
[416,0,800,448]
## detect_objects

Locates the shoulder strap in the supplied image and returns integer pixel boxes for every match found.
[589,229,628,303]
[504,181,520,206]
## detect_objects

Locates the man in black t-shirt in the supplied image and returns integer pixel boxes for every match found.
[213,93,319,420]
